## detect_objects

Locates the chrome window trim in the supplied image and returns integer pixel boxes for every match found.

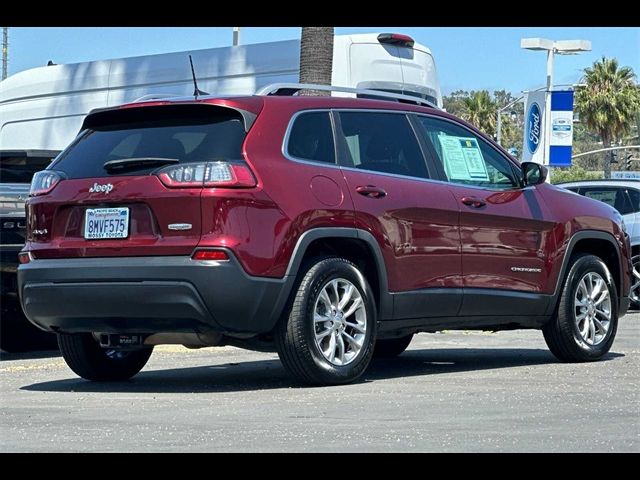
[281,107,526,193]
[282,109,340,168]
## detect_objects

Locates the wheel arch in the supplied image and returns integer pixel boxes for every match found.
[280,228,392,321]
[546,230,625,315]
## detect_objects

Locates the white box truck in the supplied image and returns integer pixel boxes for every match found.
[0,32,441,154]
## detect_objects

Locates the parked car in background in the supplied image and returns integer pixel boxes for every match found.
[1,150,58,351]
[17,85,631,385]
[559,179,640,309]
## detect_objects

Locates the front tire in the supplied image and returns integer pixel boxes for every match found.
[374,335,413,358]
[276,257,377,385]
[543,254,618,362]
[58,333,153,381]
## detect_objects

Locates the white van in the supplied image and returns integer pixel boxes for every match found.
[0,32,441,154]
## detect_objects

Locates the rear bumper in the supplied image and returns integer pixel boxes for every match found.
[17,254,287,335]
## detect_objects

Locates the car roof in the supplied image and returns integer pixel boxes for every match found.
[85,93,503,158]
[559,179,640,189]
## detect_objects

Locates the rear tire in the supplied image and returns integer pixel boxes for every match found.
[276,257,377,385]
[374,335,413,358]
[58,333,152,381]
[543,254,618,362]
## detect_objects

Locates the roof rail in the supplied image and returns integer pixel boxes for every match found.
[132,93,182,103]
[255,83,439,109]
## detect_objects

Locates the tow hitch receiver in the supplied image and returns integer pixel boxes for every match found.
[99,334,144,348]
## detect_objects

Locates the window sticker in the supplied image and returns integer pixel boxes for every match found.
[438,135,489,182]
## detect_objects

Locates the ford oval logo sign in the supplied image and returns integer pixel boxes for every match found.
[526,102,542,154]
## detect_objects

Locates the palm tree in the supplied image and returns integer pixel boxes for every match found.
[299,27,334,96]
[575,57,640,178]
[459,90,497,137]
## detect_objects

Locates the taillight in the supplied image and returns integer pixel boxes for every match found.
[156,162,256,188]
[377,33,415,48]
[30,171,63,196]
[191,250,229,261]
[18,252,32,264]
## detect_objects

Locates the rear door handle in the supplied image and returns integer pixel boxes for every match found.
[356,185,387,198]
[461,196,486,208]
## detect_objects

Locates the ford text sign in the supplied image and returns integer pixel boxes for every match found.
[527,102,541,154]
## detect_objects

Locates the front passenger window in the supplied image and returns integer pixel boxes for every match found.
[416,116,519,189]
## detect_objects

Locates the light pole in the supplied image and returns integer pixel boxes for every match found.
[521,38,592,91]
[232,27,241,46]
[520,38,591,166]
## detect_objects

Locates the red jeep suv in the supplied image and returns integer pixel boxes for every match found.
[18,87,631,385]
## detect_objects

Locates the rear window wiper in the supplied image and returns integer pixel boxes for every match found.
[103,157,180,172]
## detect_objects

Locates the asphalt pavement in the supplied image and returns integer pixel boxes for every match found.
[1,315,638,452]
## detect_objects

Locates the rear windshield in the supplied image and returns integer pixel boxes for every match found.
[51,106,247,179]
[0,155,55,183]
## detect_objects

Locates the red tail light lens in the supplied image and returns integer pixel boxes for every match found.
[18,252,32,264]
[377,33,415,48]
[156,162,256,188]
[191,250,229,261]
[30,171,63,196]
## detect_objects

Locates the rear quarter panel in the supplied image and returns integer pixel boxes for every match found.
[202,99,356,278]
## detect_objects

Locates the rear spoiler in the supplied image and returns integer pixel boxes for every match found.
[81,102,258,133]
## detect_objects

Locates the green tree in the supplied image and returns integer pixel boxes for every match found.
[443,90,524,155]
[299,27,334,96]
[575,57,640,178]
[549,165,603,184]
[443,89,469,116]
[459,90,497,137]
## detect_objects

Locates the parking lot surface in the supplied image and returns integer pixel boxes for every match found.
[1,316,638,452]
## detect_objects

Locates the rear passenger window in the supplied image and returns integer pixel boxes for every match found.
[337,112,429,179]
[287,112,335,164]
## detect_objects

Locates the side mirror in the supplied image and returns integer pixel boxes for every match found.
[521,162,548,186]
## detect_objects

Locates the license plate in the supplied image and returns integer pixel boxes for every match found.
[84,207,129,240]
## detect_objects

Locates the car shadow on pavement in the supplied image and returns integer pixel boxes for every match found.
[20,347,624,394]
[1,349,61,361]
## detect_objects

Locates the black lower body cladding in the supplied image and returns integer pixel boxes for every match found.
[17,253,287,335]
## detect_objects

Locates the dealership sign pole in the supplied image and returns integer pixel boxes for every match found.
[548,90,574,166]
[522,88,575,167]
